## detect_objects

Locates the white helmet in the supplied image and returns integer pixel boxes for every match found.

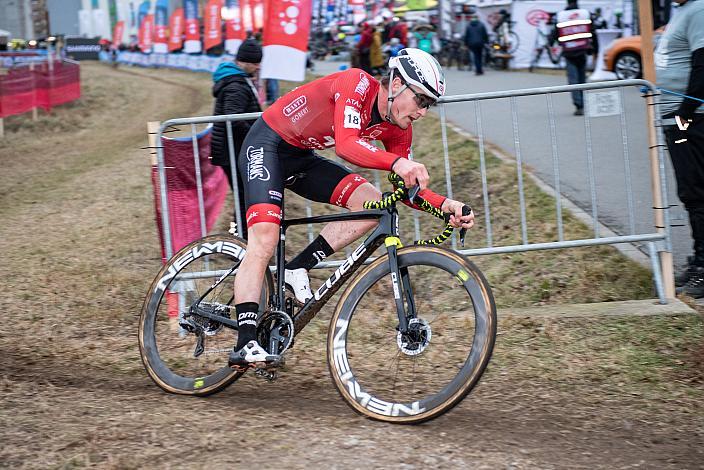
[388,48,445,99]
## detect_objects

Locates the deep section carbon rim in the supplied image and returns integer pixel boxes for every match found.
[328,247,496,423]
[139,235,269,395]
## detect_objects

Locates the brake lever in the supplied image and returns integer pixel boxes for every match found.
[408,185,421,205]
[444,205,472,246]
[458,205,472,246]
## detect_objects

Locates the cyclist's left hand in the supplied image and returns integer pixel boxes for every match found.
[442,199,475,229]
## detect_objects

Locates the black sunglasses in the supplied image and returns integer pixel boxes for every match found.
[406,86,437,109]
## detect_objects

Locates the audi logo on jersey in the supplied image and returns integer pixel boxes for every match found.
[283,96,307,117]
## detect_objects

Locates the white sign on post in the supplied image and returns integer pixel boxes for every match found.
[586,90,621,117]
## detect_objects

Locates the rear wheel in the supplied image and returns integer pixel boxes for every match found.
[614,51,641,80]
[138,235,273,396]
[327,246,497,424]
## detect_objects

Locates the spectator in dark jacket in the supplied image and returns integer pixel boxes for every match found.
[464,15,489,75]
[211,38,263,238]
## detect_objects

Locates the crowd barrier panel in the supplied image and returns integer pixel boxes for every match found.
[0,56,81,137]
[151,79,674,303]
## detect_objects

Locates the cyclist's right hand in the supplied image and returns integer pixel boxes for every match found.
[391,158,429,191]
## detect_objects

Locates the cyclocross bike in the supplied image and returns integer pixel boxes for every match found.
[138,173,497,424]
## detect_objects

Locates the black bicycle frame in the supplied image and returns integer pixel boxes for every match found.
[187,202,417,337]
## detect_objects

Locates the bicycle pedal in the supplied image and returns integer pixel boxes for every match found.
[254,368,278,381]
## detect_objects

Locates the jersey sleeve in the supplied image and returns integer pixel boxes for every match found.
[332,71,399,170]
[380,127,447,210]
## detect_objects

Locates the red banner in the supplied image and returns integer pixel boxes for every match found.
[152,128,228,263]
[261,0,312,81]
[0,61,81,118]
[264,0,311,51]
[138,14,154,52]
[252,0,264,31]
[154,20,168,49]
[224,2,245,41]
[204,0,223,51]
[242,0,253,32]
[112,20,125,47]
[184,11,200,42]
[168,8,185,52]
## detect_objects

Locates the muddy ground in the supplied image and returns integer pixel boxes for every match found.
[0,63,702,469]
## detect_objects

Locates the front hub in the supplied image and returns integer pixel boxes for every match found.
[397,318,432,356]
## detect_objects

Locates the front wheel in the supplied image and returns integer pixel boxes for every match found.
[327,246,497,424]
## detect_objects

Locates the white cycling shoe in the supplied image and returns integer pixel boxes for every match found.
[284,268,313,304]
[229,340,281,371]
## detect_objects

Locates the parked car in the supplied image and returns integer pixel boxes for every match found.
[603,28,664,80]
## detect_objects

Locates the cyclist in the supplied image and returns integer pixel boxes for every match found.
[228,48,475,370]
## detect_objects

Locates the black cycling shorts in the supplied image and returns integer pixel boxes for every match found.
[237,118,368,227]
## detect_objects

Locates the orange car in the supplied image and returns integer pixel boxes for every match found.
[603,28,664,80]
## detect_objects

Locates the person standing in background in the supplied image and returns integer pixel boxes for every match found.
[370,18,385,75]
[357,22,374,74]
[655,0,704,297]
[464,14,488,75]
[266,79,279,106]
[553,0,598,116]
[210,39,263,239]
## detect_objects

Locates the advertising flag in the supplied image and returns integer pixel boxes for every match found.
[242,0,254,32]
[112,20,125,46]
[252,0,264,31]
[138,1,150,27]
[168,8,185,51]
[138,13,154,53]
[261,0,312,81]
[349,0,365,24]
[203,0,223,51]
[153,0,169,53]
[224,0,246,54]
[183,0,202,53]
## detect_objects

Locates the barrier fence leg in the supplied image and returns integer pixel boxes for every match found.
[30,62,38,121]
[648,242,666,304]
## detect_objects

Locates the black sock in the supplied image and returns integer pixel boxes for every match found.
[286,235,335,271]
[235,302,258,349]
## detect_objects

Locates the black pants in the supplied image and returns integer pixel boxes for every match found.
[565,55,586,109]
[664,115,704,265]
[469,45,484,74]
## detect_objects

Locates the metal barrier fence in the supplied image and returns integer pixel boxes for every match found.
[153,79,673,303]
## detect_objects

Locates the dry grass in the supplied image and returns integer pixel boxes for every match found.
[0,62,701,469]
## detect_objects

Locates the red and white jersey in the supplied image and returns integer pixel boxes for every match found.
[262,68,445,208]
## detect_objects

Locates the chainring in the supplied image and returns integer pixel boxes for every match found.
[257,310,294,355]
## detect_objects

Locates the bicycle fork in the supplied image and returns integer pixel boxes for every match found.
[385,237,417,335]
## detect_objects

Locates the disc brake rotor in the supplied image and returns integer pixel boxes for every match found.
[397,318,432,356]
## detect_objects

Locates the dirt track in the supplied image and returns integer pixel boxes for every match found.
[0,63,702,469]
